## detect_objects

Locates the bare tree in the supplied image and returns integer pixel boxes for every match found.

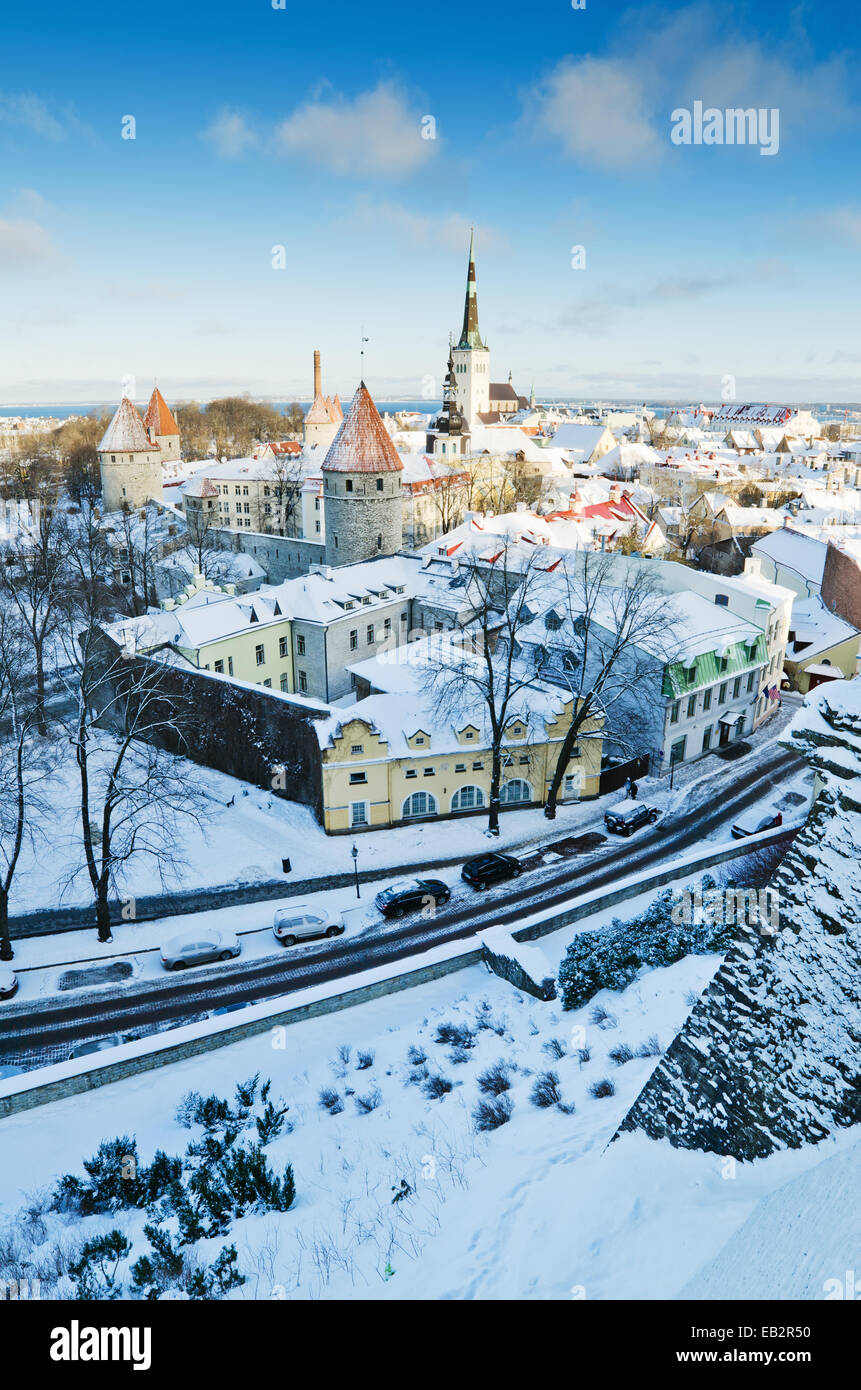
[115,503,160,616]
[0,612,54,958]
[58,509,209,942]
[421,541,551,835]
[0,492,70,734]
[263,452,305,536]
[533,553,683,818]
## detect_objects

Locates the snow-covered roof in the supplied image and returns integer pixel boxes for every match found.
[751,527,828,585]
[98,397,154,454]
[322,385,403,474]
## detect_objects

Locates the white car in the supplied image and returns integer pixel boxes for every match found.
[160,928,241,971]
[273,903,345,947]
[0,967,18,1001]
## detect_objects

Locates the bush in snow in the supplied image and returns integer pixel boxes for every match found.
[559,878,733,1011]
[423,1073,453,1101]
[473,1094,513,1132]
[577,1046,592,1066]
[589,1078,615,1099]
[530,1071,563,1108]
[449,1046,472,1065]
[608,1043,634,1066]
[318,1087,344,1115]
[589,1004,618,1030]
[434,1021,475,1049]
[68,1230,131,1299]
[406,1044,427,1066]
[51,1137,147,1216]
[635,1034,662,1058]
[477,1062,512,1096]
[542,1037,567,1060]
[354,1088,382,1115]
[356,1049,375,1071]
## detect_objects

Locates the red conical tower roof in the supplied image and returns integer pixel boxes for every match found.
[143,386,180,437]
[321,384,403,474]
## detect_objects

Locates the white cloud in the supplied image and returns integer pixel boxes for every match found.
[274,82,435,177]
[351,197,503,254]
[0,218,58,265]
[810,207,861,246]
[202,109,258,159]
[530,58,662,171]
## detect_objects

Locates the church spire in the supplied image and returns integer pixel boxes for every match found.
[456,227,486,351]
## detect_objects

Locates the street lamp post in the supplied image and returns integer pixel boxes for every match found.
[351,843,360,898]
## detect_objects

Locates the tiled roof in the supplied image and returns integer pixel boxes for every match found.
[305,392,344,426]
[99,397,155,454]
[143,387,180,437]
[321,384,404,474]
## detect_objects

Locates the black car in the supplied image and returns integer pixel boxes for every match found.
[603,800,660,836]
[461,852,522,891]
[374,878,451,919]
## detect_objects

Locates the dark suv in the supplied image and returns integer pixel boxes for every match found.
[375,878,451,919]
[461,852,522,891]
[603,800,660,836]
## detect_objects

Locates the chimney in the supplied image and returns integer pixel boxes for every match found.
[313,350,321,399]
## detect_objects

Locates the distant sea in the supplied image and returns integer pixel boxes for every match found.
[2,398,860,421]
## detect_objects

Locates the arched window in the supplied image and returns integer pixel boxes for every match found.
[501,779,531,804]
[402,790,438,819]
[451,785,484,812]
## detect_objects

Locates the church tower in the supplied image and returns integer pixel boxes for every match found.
[98,394,163,514]
[451,229,490,429]
[426,345,468,457]
[143,387,181,462]
[322,383,403,566]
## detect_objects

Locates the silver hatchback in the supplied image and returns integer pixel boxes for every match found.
[273,903,344,947]
[160,928,241,971]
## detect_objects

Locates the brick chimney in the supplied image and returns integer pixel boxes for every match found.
[313,349,321,399]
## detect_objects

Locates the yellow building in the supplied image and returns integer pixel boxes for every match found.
[317,690,603,834]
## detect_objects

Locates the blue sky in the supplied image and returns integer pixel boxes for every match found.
[1,0,859,405]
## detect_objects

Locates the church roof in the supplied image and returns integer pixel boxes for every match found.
[321,384,404,474]
[456,228,486,352]
[99,396,154,454]
[143,386,180,437]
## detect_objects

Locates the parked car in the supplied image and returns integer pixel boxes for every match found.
[0,967,19,1001]
[374,878,451,919]
[273,903,345,946]
[461,853,522,891]
[160,928,241,971]
[69,1034,125,1059]
[604,800,661,836]
[731,807,783,839]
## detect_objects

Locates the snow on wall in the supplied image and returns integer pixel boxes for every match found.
[617,681,861,1159]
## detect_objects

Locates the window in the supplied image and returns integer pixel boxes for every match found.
[670,702,680,724]
[472,761,483,771]
[228,656,234,676]
[423,767,435,776]
[405,768,417,778]
[719,682,728,704]
[263,504,271,514]
[263,678,272,688]
[349,630,358,651]
[367,624,374,644]
[702,726,712,751]
[350,744,364,755]
[334,535,338,548]
[255,644,265,666]
[732,677,741,698]
[376,478,383,491]
[242,486,248,496]
[670,737,686,764]
[350,802,368,827]
[501,779,531,803]
[297,671,307,692]
[703,688,712,711]
[296,634,305,656]
[464,729,475,740]
[455,763,466,773]
[402,791,437,818]
[263,486,270,497]
[714,594,729,607]
[214,659,224,673]
[687,694,697,717]
[401,611,408,622]
[414,735,425,746]
[280,674,289,692]
[349,771,367,784]
[376,534,382,549]
[384,618,392,634]
[279,636,289,658]
[519,755,530,765]
[747,671,756,692]
[345,479,353,492]
[451,785,484,811]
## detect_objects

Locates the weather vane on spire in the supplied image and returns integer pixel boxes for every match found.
[360,327,369,384]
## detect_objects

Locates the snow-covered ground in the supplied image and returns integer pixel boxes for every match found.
[1,871,851,1302]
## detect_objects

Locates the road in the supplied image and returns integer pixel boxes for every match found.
[1,740,804,1069]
